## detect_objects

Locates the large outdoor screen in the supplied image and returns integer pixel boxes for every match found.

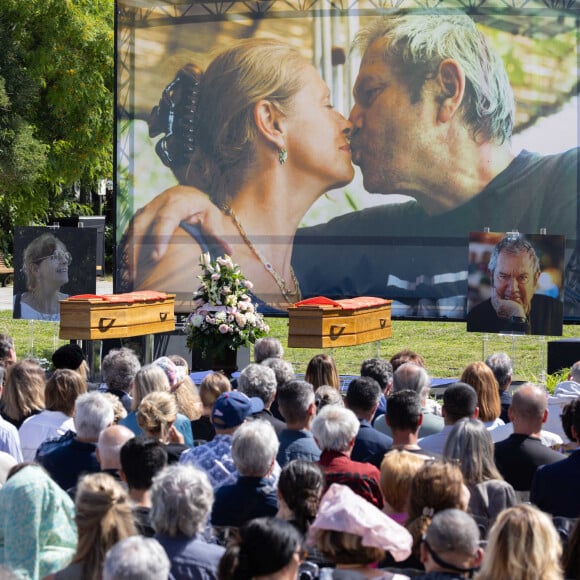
[115,1,579,326]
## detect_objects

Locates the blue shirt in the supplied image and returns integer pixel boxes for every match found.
[0,416,23,462]
[180,434,237,489]
[276,429,320,467]
[211,476,278,528]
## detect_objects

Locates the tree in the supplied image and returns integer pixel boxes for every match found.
[0,0,114,258]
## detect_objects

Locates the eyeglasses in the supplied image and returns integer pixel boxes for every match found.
[34,250,72,266]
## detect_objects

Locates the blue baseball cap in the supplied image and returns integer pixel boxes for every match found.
[211,391,264,429]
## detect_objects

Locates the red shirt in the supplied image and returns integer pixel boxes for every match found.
[319,449,383,508]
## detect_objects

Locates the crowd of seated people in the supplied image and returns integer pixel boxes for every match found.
[2,332,580,579]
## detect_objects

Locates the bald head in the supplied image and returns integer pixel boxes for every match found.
[510,384,548,434]
[97,424,135,470]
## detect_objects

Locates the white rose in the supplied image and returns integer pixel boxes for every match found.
[191,314,204,327]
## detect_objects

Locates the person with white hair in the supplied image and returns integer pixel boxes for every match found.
[103,536,170,580]
[151,464,224,579]
[312,405,383,508]
[211,419,279,528]
[253,338,284,364]
[238,363,285,434]
[37,391,115,491]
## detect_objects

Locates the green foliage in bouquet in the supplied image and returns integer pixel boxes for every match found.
[185,253,270,356]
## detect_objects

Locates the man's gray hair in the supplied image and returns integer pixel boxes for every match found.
[74,392,115,441]
[489,236,540,276]
[254,337,284,363]
[393,362,431,402]
[151,464,214,537]
[426,509,480,557]
[232,419,279,477]
[261,357,296,387]
[238,363,277,405]
[570,361,580,383]
[101,347,141,394]
[277,380,315,424]
[353,14,514,144]
[311,405,359,452]
[485,352,513,390]
[103,536,170,580]
[361,358,393,391]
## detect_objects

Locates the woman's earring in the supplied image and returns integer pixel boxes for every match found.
[278,147,288,165]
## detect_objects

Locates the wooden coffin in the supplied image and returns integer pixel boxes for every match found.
[59,291,175,340]
[288,297,392,348]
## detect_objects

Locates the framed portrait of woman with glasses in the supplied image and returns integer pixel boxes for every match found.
[13,227,97,321]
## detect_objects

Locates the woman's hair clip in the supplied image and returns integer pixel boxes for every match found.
[148,63,203,174]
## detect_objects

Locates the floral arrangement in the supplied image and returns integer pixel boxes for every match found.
[185,253,270,355]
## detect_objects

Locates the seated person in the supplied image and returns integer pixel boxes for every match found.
[211,419,279,529]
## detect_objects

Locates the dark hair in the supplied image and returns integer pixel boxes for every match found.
[565,397,580,444]
[218,518,302,580]
[386,390,422,431]
[120,437,168,490]
[360,358,392,391]
[563,516,580,579]
[0,334,14,363]
[345,376,381,413]
[443,382,478,423]
[278,460,325,534]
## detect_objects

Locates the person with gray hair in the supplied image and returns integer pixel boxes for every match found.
[0,334,16,371]
[103,536,170,580]
[100,347,141,413]
[238,363,285,434]
[253,337,284,363]
[417,509,483,579]
[37,391,115,491]
[276,379,320,466]
[376,362,443,438]
[211,419,279,528]
[312,405,383,508]
[260,357,295,422]
[444,418,517,535]
[467,235,563,335]
[360,357,392,421]
[485,352,513,423]
[151,463,224,578]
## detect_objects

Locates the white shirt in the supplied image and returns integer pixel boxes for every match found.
[18,410,75,461]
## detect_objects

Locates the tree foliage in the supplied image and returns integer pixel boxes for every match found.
[0,0,114,256]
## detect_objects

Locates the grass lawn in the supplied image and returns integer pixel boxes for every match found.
[1,308,577,385]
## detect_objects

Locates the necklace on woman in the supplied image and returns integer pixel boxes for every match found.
[224,205,302,304]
